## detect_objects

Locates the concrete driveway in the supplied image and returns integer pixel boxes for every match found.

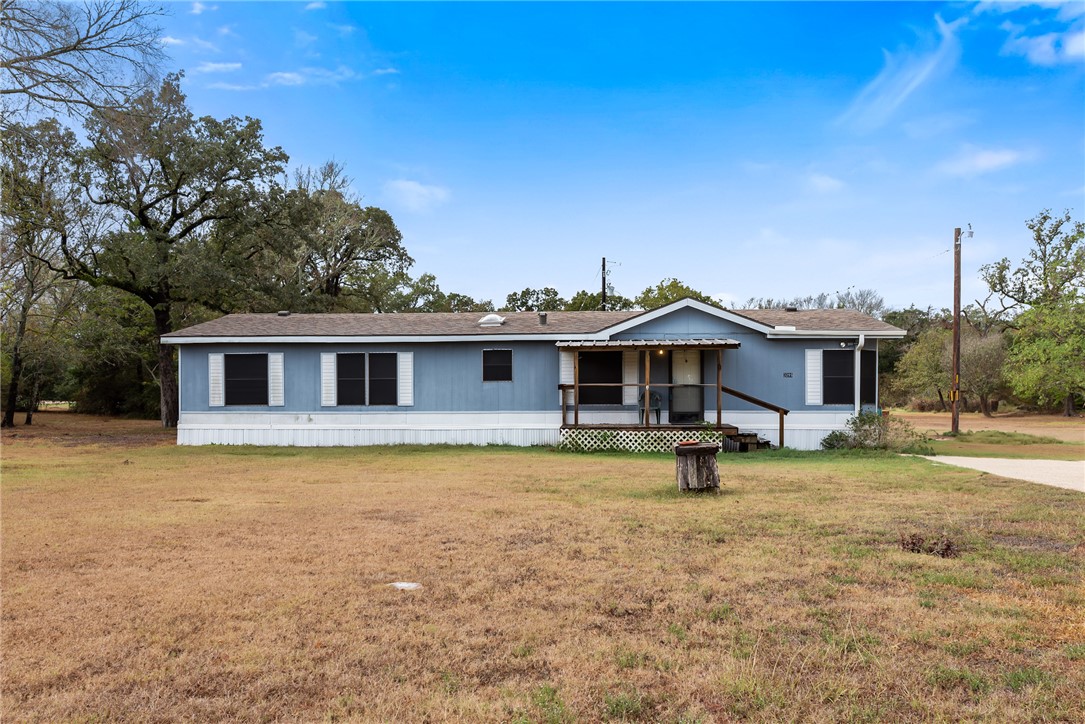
[922,456,1085,493]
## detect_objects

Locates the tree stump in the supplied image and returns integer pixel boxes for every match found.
[675,442,721,491]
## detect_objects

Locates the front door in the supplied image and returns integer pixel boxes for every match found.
[670,350,703,424]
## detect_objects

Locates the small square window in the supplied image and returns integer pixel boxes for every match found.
[483,349,513,382]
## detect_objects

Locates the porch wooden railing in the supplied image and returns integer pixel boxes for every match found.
[558,382,791,447]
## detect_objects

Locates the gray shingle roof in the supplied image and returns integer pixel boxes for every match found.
[729,308,903,333]
[164,310,644,338]
[163,304,903,340]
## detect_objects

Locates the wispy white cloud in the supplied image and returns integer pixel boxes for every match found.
[806,173,846,194]
[1000,22,1085,65]
[295,29,318,47]
[371,67,400,76]
[207,81,259,92]
[902,112,974,140]
[977,2,1085,66]
[330,23,357,37]
[935,145,1032,177]
[191,37,220,53]
[837,14,964,132]
[205,65,368,92]
[193,61,241,74]
[190,2,216,15]
[160,36,185,46]
[267,72,306,87]
[305,1,326,10]
[383,180,451,213]
[217,25,238,38]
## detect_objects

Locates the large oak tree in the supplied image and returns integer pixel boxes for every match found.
[58,75,288,426]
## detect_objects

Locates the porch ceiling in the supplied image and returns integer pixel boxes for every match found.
[556,339,740,349]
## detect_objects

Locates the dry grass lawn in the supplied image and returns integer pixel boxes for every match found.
[892,411,1084,462]
[2,413,1084,722]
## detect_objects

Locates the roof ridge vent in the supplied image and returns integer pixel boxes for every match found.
[478,313,506,327]
[277,310,291,317]
[785,306,798,312]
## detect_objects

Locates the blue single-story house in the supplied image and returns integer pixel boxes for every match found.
[161,298,905,451]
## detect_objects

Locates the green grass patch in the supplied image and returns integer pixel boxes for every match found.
[944,430,1065,445]
[1003,667,1053,692]
[927,665,992,693]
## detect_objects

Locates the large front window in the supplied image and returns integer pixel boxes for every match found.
[336,352,397,406]
[224,354,267,405]
[578,350,622,405]
[822,350,877,405]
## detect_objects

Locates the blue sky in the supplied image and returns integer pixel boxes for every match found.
[158,1,1084,311]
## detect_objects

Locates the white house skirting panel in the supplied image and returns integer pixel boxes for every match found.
[719,410,855,450]
[177,411,562,447]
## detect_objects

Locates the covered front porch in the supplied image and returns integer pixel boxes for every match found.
[556,339,789,451]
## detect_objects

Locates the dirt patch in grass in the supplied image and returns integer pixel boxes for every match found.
[3,415,1083,721]
[892,412,1084,460]
[894,411,1084,443]
[1,410,173,448]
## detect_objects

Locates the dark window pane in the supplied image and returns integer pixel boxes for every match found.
[822,350,854,405]
[368,353,398,405]
[578,351,622,405]
[823,349,853,376]
[860,350,877,405]
[224,354,268,405]
[483,349,513,381]
[337,353,365,406]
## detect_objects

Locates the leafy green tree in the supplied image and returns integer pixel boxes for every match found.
[502,287,567,312]
[0,119,83,426]
[56,75,289,426]
[980,209,1084,415]
[352,270,493,313]
[565,289,634,311]
[894,327,950,410]
[955,328,1007,417]
[1003,298,1085,416]
[63,287,161,417]
[980,209,1084,312]
[743,288,885,318]
[634,278,714,309]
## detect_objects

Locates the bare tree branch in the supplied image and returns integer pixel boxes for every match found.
[0,0,165,128]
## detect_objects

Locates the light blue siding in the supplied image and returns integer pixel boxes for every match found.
[177,306,879,416]
[179,342,560,413]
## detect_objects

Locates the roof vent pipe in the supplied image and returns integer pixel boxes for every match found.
[277,310,291,317]
[538,311,548,325]
[785,306,798,312]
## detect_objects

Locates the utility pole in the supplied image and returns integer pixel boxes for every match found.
[601,257,607,311]
[951,227,961,434]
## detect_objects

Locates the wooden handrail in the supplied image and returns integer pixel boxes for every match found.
[720,386,789,415]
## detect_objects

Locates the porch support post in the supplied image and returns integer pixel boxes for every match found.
[643,350,652,427]
[573,350,580,427]
[716,349,722,428]
[778,410,785,449]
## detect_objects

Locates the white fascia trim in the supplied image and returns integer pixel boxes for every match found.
[764,331,905,340]
[161,333,604,345]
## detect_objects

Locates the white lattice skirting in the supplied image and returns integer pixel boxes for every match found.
[559,428,741,453]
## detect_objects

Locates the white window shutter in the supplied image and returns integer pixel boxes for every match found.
[320,353,337,407]
[208,353,224,407]
[622,350,638,406]
[805,349,822,406]
[268,353,285,406]
[397,352,414,407]
[560,349,574,405]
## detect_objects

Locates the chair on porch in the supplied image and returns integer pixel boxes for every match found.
[638,390,663,424]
